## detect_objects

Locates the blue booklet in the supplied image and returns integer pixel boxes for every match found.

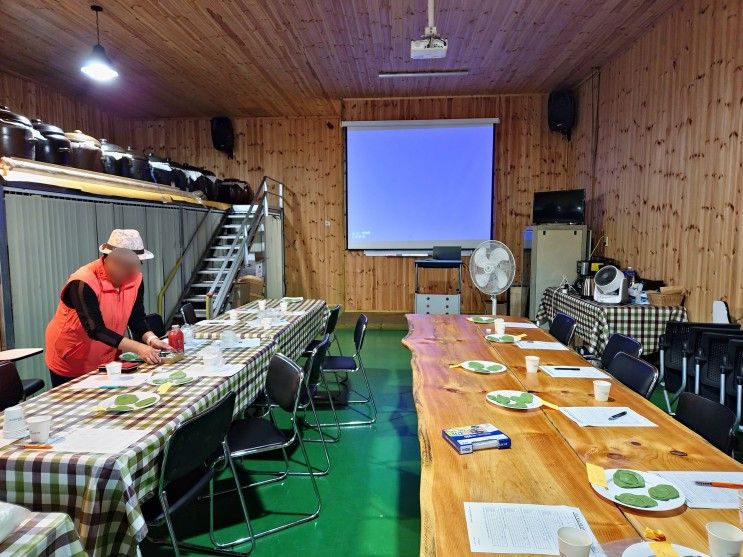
[442,423,511,454]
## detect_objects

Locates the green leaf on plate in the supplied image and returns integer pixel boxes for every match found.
[613,469,645,489]
[615,493,657,508]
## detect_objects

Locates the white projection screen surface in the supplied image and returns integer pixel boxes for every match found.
[344,119,497,250]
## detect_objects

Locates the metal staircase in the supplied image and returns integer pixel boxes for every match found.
[159,177,285,323]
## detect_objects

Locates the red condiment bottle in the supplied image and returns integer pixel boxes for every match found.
[167,325,185,353]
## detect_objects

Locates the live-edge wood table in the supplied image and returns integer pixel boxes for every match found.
[403,314,743,556]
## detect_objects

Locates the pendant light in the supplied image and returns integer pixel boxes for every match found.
[80,5,118,82]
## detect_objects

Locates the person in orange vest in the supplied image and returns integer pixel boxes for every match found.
[45,229,171,387]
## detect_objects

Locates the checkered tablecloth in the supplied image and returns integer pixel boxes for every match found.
[0,298,326,557]
[0,512,85,557]
[536,287,687,355]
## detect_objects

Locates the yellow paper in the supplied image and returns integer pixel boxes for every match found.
[91,405,106,413]
[648,542,679,557]
[541,399,560,410]
[158,382,173,394]
[586,462,608,487]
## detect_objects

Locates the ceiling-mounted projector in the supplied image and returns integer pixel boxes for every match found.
[411,0,447,60]
[593,265,629,304]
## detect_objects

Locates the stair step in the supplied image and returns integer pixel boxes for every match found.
[211,245,234,250]
[191,282,224,288]
[185,297,207,304]
[204,257,229,262]
[222,224,245,229]
[216,235,239,240]
[197,269,221,274]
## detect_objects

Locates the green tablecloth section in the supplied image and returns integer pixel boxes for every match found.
[536,287,687,354]
[0,298,326,556]
[0,512,85,557]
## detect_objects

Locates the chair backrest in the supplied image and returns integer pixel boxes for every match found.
[607,352,659,399]
[549,312,577,346]
[304,335,331,388]
[145,313,167,338]
[181,303,198,325]
[0,361,24,411]
[432,246,461,261]
[325,305,341,336]
[675,392,736,454]
[712,300,732,324]
[354,314,369,354]
[266,354,304,413]
[696,332,743,396]
[160,391,236,485]
[600,333,642,369]
[660,321,740,372]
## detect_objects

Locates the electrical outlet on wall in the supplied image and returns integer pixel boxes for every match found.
[604,236,609,248]
[324,220,331,227]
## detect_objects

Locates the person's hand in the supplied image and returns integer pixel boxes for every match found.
[149,338,172,352]
[134,343,162,365]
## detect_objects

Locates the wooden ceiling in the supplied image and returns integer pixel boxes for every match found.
[0,0,682,118]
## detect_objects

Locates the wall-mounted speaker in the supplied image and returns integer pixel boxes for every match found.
[548,90,576,140]
[210,116,234,159]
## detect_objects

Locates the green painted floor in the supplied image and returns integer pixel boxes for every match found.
[141,328,421,556]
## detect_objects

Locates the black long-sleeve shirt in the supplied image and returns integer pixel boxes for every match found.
[63,280,149,348]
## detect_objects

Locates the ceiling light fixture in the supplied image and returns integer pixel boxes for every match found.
[378,70,469,78]
[80,5,118,82]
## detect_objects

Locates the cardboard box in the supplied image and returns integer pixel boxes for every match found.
[232,274,264,307]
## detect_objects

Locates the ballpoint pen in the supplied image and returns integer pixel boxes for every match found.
[608,411,627,421]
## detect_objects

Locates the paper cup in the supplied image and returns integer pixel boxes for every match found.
[27,415,52,444]
[258,300,267,311]
[261,317,272,330]
[593,380,611,402]
[2,406,27,439]
[707,522,743,557]
[280,301,289,313]
[222,329,238,347]
[525,355,540,374]
[228,309,239,321]
[494,323,506,335]
[557,527,592,557]
[105,361,122,378]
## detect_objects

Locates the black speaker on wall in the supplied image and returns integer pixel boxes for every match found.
[210,116,234,159]
[548,90,576,140]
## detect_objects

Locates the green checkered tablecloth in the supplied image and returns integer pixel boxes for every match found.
[0,298,326,556]
[536,286,687,354]
[0,512,85,557]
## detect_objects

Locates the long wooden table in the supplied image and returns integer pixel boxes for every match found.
[403,314,743,556]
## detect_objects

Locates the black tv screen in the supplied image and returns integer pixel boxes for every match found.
[533,189,585,224]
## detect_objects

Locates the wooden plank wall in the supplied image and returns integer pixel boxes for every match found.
[114,95,577,313]
[573,0,743,320]
[0,70,119,140]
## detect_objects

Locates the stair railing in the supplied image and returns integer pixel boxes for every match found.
[156,207,216,317]
[205,177,283,318]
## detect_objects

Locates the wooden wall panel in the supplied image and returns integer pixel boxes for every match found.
[574,0,743,320]
[342,95,577,312]
[0,70,118,140]
[114,115,346,307]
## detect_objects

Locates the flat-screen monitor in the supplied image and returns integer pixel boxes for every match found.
[532,189,585,224]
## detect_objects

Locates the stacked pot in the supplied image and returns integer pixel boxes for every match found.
[0,106,37,159]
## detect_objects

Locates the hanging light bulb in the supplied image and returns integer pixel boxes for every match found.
[80,5,118,82]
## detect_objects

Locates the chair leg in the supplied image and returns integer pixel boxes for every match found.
[160,492,182,557]
[327,360,378,427]
[303,372,343,438]
[290,397,331,476]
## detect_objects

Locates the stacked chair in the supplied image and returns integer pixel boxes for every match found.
[549,312,577,346]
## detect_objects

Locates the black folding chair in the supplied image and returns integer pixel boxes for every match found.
[578,333,642,370]
[321,314,377,426]
[303,304,342,357]
[549,312,577,346]
[693,332,743,404]
[675,392,737,455]
[215,354,321,539]
[180,303,198,325]
[607,352,659,399]
[142,392,254,556]
[722,339,743,432]
[658,321,740,412]
[145,313,167,338]
[0,361,24,411]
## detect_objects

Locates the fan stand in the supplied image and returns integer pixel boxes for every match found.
[490,294,498,316]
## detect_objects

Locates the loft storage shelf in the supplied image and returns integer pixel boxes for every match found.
[0,157,230,210]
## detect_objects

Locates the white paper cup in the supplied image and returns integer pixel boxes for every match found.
[228,309,239,321]
[707,522,743,557]
[525,355,540,373]
[222,329,238,347]
[593,380,611,402]
[258,300,267,311]
[280,301,289,313]
[557,527,592,557]
[202,348,224,372]
[261,317,272,330]
[27,415,52,444]
[105,361,122,378]
[2,406,27,438]
[494,322,506,335]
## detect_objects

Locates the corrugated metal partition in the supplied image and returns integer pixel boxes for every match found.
[2,191,224,387]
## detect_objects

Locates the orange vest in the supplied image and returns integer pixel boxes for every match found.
[45,258,143,377]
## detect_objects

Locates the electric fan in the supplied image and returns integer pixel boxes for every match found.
[469,240,516,315]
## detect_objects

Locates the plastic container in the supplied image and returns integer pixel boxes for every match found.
[167,325,185,353]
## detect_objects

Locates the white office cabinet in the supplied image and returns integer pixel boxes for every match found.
[522,224,588,319]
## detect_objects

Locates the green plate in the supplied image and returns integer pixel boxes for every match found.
[148,370,195,386]
[120,352,144,363]
[486,390,542,410]
[467,316,496,324]
[100,391,160,412]
[485,334,517,343]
